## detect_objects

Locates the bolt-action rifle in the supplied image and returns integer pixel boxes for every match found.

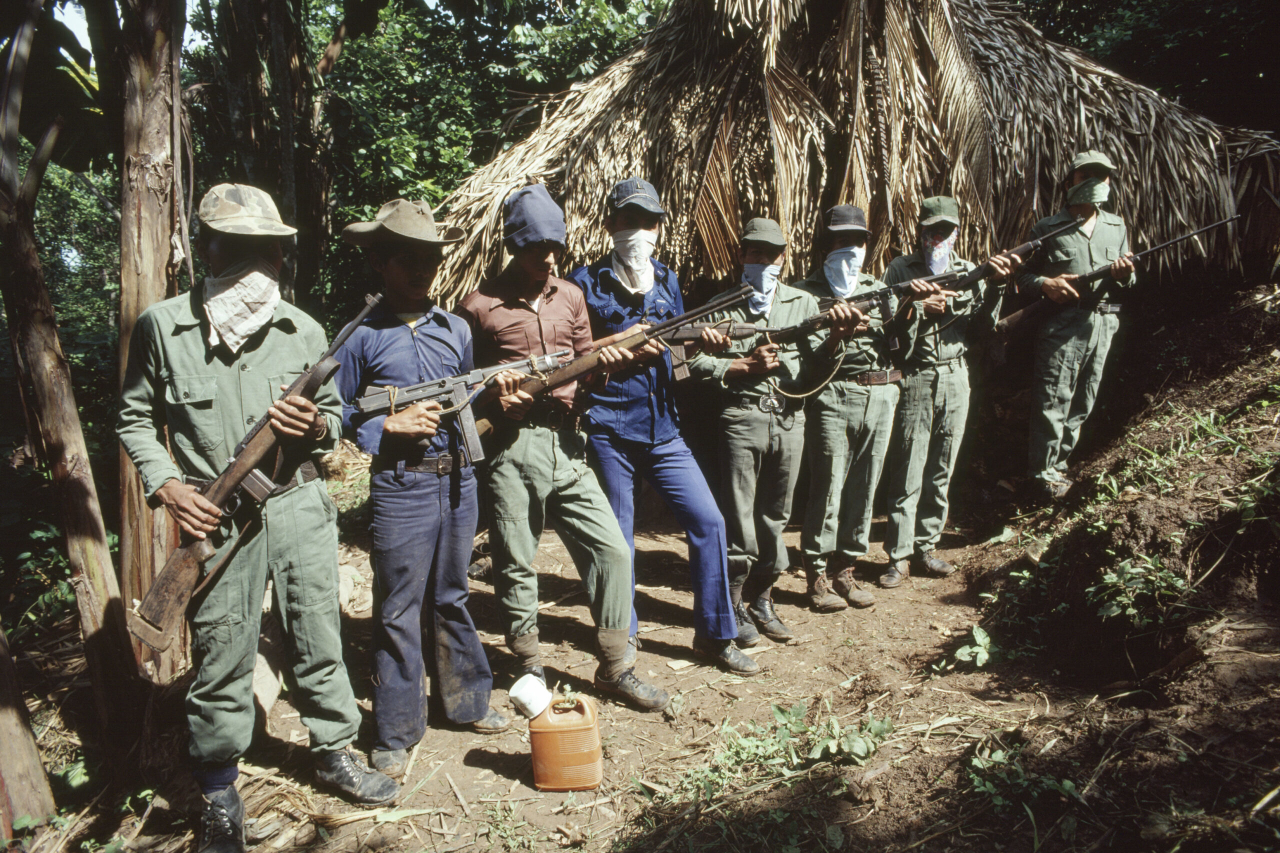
[471,283,754,435]
[127,293,384,653]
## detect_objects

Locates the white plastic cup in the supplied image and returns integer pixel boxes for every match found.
[509,673,552,719]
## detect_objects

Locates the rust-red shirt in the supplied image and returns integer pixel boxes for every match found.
[454,269,594,411]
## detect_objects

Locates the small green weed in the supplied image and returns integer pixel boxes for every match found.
[1087,553,1187,628]
[968,739,1081,813]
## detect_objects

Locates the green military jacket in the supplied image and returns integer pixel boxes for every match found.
[686,282,821,399]
[117,287,341,499]
[883,252,1000,366]
[1015,208,1136,298]
[794,268,896,379]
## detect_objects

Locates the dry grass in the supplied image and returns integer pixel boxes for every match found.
[430,0,1280,306]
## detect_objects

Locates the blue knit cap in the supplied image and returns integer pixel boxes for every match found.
[503,184,566,249]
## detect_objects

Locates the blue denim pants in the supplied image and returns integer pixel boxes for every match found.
[586,433,736,641]
[368,463,491,751]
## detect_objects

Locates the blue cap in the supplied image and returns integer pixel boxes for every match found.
[504,184,567,249]
[606,176,665,217]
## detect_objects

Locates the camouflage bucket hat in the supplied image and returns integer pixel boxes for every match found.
[342,199,464,247]
[919,196,960,227]
[198,183,297,236]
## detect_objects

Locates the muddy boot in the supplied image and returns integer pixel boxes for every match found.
[733,599,761,647]
[315,746,400,807]
[595,628,669,711]
[692,636,760,675]
[198,786,245,853]
[917,551,955,577]
[507,629,543,682]
[804,557,847,613]
[879,559,910,589]
[831,567,875,607]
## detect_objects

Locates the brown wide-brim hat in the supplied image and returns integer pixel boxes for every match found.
[342,199,464,247]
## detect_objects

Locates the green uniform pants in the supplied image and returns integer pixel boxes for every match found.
[188,480,360,768]
[484,425,633,642]
[717,403,805,596]
[1029,309,1118,482]
[885,363,970,561]
[801,381,899,568]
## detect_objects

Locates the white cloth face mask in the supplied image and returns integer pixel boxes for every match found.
[823,245,866,298]
[611,228,659,295]
[743,263,782,315]
[203,258,281,353]
[922,229,958,275]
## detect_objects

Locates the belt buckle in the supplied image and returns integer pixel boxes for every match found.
[545,408,565,430]
[437,455,453,475]
[758,392,784,414]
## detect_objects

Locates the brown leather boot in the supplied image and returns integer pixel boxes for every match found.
[831,567,875,608]
[805,558,847,613]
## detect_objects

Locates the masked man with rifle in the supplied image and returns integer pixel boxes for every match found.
[686,218,864,645]
[118,185,399,853]
[334,201,511,779]
[881,196,1020,587]
[568,177,755,674]
[796,205,942,612]
[455,184,669,710]
[1016,151,1135,501]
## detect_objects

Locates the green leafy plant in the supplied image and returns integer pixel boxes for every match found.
[968,739,1081,813]
[954,626,994,668]
[1087,553,1187,628]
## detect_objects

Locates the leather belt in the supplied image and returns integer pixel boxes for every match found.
[372,453,468,475]
[853,369,902,386]
[732,392,794,415]
[521,404,578,431]
[1094,302,1122,315]
[185,459,320,499]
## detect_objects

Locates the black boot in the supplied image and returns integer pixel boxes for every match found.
[198,786,245,853]
[746,593,793,642]
[315,745,400,807]
[732,600,761,647]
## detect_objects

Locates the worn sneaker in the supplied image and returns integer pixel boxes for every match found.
[879,560,910,590]
[918,551,956,577]
[198,786,245,853]
[595,666,670,711]
[369,748,408,779]
[692,636,760,675]
[746,595,793,642]
[471,708,513,734]
[315,746,400,807]
[733,600,761,647]
[831,568,875,607]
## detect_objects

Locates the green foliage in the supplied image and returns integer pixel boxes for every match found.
[495,0,664,85]
[967,739,1081,813]
[1087,553,1187,628]
[954,626,994,668]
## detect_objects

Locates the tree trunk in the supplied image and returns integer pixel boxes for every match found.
[0,622,55,836]
[118,0,188,684]
[0,122,134,743]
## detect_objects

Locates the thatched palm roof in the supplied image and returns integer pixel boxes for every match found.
[434,0,1280,303]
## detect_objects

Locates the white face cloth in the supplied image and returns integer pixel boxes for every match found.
[823,245,866,298]
[743,263,782,315]
[203,258,281,353]
[611,228,658,295]
[922,229,958,275]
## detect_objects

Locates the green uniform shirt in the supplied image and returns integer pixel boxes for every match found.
[117,288,341,499]
[883,252,1000,366]
[686,283,821,398]
[1015,208,1136,297]
[794,269,897,378]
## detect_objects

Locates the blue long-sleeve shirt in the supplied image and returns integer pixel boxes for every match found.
[567,257,683,444]
[334,302,473,458]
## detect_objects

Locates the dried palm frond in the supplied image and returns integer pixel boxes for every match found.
[432,0,1280,306]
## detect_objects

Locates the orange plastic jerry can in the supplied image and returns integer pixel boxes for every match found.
[528,696,603,791]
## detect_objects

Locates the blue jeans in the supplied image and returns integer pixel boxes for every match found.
[586,433,736,641]
[368,463,490,751]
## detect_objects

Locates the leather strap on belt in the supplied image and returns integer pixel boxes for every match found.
[371,453,468,476]
[853,369,902,386]
[185,459,320,497]
[1094,302,1122,315]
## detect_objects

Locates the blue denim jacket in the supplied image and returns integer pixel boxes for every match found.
[567,257,683,444]
[335,303,473,457]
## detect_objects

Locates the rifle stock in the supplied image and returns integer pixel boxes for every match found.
[126,298,380,652]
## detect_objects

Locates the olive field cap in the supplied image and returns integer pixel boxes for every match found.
[825,204,869,233]
[1069,150,1117,175]
[606,176,666,216]
[342,200,464,247]
[199,183,297,236]
[919,196,961,227]
[741,217,787,247]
